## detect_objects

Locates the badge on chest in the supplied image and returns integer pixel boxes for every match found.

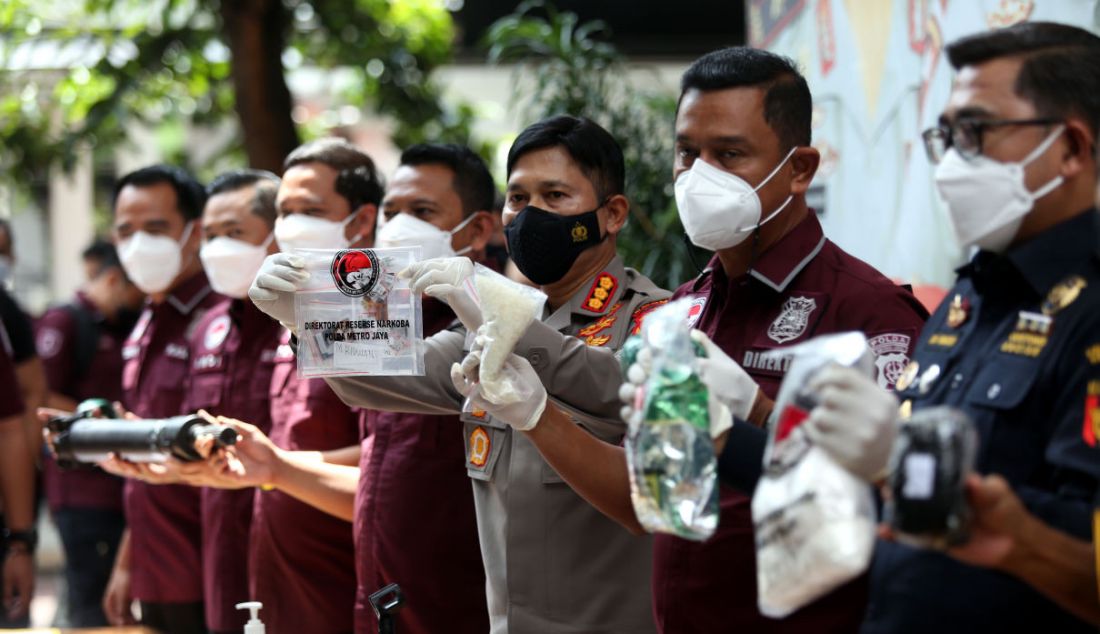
[999,311,1052,358]
[767,296,818,344]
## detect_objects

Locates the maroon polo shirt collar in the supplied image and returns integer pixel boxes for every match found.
[161,271,214,316]
[694,211,828,294]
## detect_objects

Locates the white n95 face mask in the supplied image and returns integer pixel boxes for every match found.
[934,124,1065,253]
[274,211,358,252]
[675,147,797,251]
[200,233,274,299]
[118,222,194,294]
[376,212,475,260]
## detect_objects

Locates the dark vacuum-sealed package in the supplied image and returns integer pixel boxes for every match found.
[885,406,978,549]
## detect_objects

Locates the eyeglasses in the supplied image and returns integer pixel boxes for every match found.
[921,117,1061,163]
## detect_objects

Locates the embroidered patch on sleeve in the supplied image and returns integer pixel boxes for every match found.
[629,298,671,336]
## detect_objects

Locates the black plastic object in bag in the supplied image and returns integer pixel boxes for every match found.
[885,406,977,549]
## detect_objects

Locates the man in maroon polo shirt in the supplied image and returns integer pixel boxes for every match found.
[102,165,223,634]
[207,141,494,634]
[183,169,284,634]
[630,46,928,633]
[356,143,493,634]
[175,142,377,632]
[35,240,143,627]
[250,327,362,634]
[0,315,35,625]
[648,52,926,634]
[455,47,929,633]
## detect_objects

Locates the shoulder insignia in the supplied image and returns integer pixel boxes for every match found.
[1042,275,1087,316]
[582,272,619,313]
[584,334,612,347]
[630,298,671,336]
[578,302,623,337]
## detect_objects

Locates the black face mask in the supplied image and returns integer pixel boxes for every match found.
[505,204,604,285]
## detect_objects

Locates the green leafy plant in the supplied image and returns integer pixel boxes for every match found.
[0,0,480,181]
[484,0,705,290]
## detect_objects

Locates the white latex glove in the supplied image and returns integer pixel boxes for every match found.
[248,253,310,328]
[691,329,757,429]
[400,257,481,330]
[803,365,900,481]
[450,347,547,431]
[618,346,653,427]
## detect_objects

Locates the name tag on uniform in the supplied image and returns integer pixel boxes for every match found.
[1000,311,1052,358]
[193,353,222,371]
[743,348,793,377]
[165,343,189,360]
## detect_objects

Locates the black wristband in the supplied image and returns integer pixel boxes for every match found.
[3,528,38,553]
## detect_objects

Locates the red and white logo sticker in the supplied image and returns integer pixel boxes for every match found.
[686,296,707,328]
[331,249,380,298]
[204,314,232,351]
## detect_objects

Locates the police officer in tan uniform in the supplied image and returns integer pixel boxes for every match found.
[248,116,668,633]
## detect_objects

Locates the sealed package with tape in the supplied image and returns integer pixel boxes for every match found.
[885,406,977,549]
[294,247,424,378]
[625,298,719,541]
[752,332,877,618]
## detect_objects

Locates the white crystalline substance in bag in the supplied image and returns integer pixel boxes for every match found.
[475,270,544,403]
[753,443,876,618]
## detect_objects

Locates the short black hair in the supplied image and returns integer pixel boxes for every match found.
[946,21,1100,144]
[111,164,206,221]
[679,47,812,150]
[506,115,625,200]
[284,138,384,211]
[207,169,280,227]
[400,144,496,217]
[82,239,122,278]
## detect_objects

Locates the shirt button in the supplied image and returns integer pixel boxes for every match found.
[950,373,964,389]
[987,383,1002,399]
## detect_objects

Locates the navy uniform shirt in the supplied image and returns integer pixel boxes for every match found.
[863,209,1100,633]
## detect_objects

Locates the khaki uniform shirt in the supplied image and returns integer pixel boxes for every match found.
[325,255,670,633]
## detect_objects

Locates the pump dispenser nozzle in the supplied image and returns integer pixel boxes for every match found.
[236,601,265,634]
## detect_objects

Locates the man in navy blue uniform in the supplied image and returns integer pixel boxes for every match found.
[826,21,1100,633]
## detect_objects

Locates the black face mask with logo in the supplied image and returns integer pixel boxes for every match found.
[504,204,605,285]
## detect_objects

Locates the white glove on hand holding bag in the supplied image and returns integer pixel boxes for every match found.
[400,257,482,330]
[248,253,310,329]
[804,364,900,482]
[451,340,547,432]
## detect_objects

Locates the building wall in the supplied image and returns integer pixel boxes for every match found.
[756,0,1100,287]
